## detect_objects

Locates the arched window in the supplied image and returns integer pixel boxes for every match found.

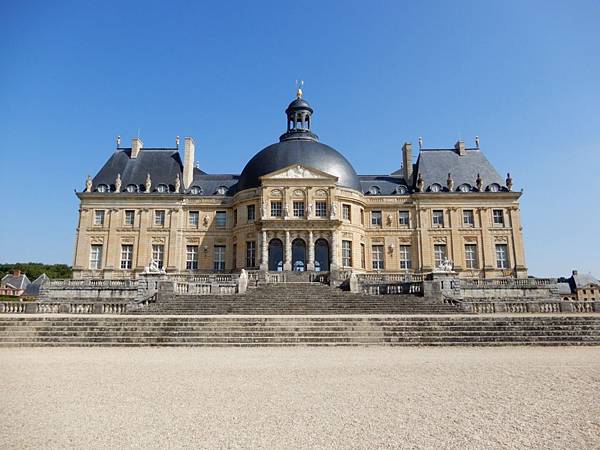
[396,185,408,195]
[487,183,500,192]
[126,184,138,193]
[97,184,109,193]
[190,186,202,195]
[369,186,381,195]
[429,183,442,193]
[458,184,472,193]
[216,186,228,195]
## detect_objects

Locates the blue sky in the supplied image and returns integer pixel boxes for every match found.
[1,0,598,277]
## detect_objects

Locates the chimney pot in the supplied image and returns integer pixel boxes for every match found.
[131,137,143,159]
[402,142,413,185]
[455,140,466,156]
[183,137,196,189]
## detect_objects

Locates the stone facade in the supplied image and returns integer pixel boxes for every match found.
[72,93,527,280]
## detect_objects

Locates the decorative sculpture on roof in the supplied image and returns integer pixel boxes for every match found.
[174,174,181,193]
[176,136,180,147]
[114,173,122,193]
[447,172,454,192]
[475,136,480,148]
[506,173,513,191]
[116,135,121,147]
[418,136,423,149]
[145,173,152,193]
[416,173,424,192]
[476,173,483,191]
[85,175,92,193]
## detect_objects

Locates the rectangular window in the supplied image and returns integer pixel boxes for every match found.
[315,201,327,217]
[246,241,256,268]
[342,204,351,221]
[215,211,226,228]
[360,243,366,269]
[342,240,352,267]
[247,204,255,221]
[399,245,412,269]
[372,245,385,270]
[465,244,478,269]
[271,201,282,217]
[154,210,165,227]
[124,210,135,226]
[186,245,199,270]
[293,201,305,218]
[398,210,409,226]
[493,209,505,226]
[189,211,199,228]
[89,245,103,269]
[94,210,105,226]
[496,244,509,269]
[152,244,164,269]
[463,209,474,227]
[434,244,447,268]
[233,209,238,227]
[360,209,364,225]
[214,245,226,271]
[232,243,237,269]
[432,210,444,227]
[120,244,133,269]
[371,211,382,226]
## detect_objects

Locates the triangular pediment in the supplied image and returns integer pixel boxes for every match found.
[261,164,338,181]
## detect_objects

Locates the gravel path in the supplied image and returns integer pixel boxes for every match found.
[1,347,599,449]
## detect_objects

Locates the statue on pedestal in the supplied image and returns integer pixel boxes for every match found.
[85,175,93,193]
[115,173,122,193]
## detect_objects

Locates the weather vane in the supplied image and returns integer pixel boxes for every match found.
[295,79,304,98]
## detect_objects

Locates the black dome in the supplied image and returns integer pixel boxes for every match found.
[237,139,361,192]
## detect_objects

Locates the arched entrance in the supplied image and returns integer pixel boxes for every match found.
[314,238,330,272]
[292,238,306,271]
[268,238,283,271]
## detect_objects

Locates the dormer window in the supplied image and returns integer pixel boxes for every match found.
[157,184,169,193]
[126,184,138,193]
[430,183,442,193]
[97,184,109,193]
[487,183,500,193]
[396,185,408,195]
[369,186,381,195]
[458,184,472,193]
[190,186,202,195]
[216,186,228,195]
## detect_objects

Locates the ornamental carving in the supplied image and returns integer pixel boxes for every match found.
[314,189,328,198]
[433,236,448,244]
[151,237,166,244]
[270,189,283,198]
[398,237,412,244]
[270,165,323,179]
[494,236,509,243]
[464,236,478,243]
[186,238,200,245]
[342,232,353,239]
[121,236,135,244]
[292,189,305,198]
[90,236,104,244]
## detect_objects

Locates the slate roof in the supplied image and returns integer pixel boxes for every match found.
[188,170,240,196]
[1,273,31,290]
[92,148,188,193]
[358,175,410,195]
[569,273,600,290]
[415,148,507,192]
[556,282,573,295]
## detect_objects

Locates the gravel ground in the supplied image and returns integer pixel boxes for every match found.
[1,347,599,449]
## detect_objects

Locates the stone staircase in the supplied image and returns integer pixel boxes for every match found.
[1,315,599,347]
[131,283,461,315]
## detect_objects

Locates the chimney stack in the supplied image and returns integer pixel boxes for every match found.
[572,270,578,276]
[455,140,466,156]
[13,270,21,277]
[183,137,195,189]
[131,137,143,159]
[402,142,413,184]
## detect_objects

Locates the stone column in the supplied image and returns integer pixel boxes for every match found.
[104,208,120,278]
[330,230,339,271]
[284,230,292,271]
[478,207,495,277]
[307,230,315,271]
[509,206,527,278]
[166,208,179,272]
[259,230,268,271]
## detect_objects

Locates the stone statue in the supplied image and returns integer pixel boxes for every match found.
[307,204,313,219]
[174,173,181,193]
[284,204,290,218]
[416,173,424,192]
[476,173,483,191]
[144,259,165,274]
[203,215,210,227]
[447,173,454,192]
[330,203,337,219]
[115,173,122,193]
[145,173,152,193]
[261,202,267,219]
[506,173,513,191]
[435,257,454,273]
[85,175,92,193]
[475,136,480,148]
[387,213,393,225]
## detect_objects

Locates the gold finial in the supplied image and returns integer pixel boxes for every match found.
[295,79,304,98]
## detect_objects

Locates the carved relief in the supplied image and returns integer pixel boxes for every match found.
[270,189,283,198]
[270,165,324,179]
[90,236,104,244]
[121,236,135,244]
[292,189,305,198]
[433,236,448,244]
[314,189,328,198]
[151,237,166,244]
[494,236,509,243]
[464,236,478,243]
